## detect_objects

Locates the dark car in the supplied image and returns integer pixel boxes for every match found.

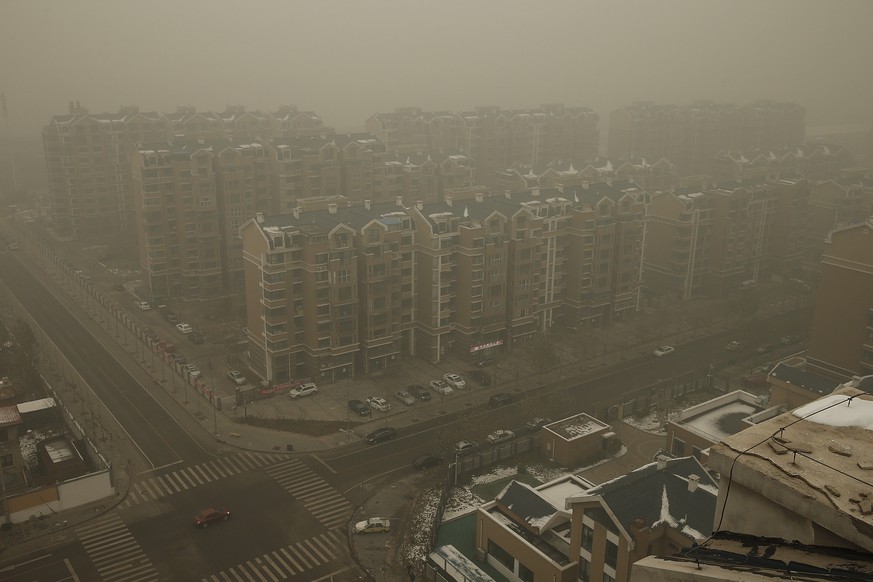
[348,399,371,417]
[170,353,187,364]
[412,454,443,470]
[163,311,180,324]
[188,332,205,344]
[407,384,432,402]
[365,427,397,444]
[489,392,516,408]
[193,507,231,528]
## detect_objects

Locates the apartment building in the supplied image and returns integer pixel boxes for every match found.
[644,177,810,299]
[366,104,599,188]
[566,456,717,582]
[806,218,873,380]
[807,172,873,257]
[240,198,418,383]
[43,103,170,238]
[242,183,647,381]
[608,101,805,175]
[130,140,223,300]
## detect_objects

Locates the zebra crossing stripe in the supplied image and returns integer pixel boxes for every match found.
[278,547,303,572]
[304,538,328,562]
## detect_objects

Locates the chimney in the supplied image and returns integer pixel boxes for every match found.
[475,192,484,203]
[504,189,512,199]
[364,199,371,210]
[656,455,669,471]
[197,138,205,145]
[328,203,337,215]
[292,207,301,219]
[416,200,424,210]
[688,474,699,493]
[531,187,540,197]
[255,212,264,224]
[445,194,453,207]
[582,181,589,190]
[396,196,404,207]
[557,184,564,193]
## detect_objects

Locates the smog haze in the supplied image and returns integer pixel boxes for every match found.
[2,0,872,137]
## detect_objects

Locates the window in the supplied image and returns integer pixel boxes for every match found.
[605,540,618,568]
[581,524,594,552]
[578,557,590,582]
[487,540,514,571]
[519,562,534,582]
[602,574,615,582]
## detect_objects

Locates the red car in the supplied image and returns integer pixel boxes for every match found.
[193,507,231,528]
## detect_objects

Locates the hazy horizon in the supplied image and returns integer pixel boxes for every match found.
[2,0,872,139]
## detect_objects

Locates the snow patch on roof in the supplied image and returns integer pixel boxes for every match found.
[792,394,873,429]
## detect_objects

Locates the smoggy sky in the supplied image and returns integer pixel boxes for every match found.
[2,0,871,138]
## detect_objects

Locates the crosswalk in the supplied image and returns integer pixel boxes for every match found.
[200,530,344,581]
[120,451,287,508]
[264,459,352,529]
[75,513,160,582]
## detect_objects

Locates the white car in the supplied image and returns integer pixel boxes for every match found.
[486,429,515,445]
[443,373,466,389]
[135,301,151,311]
[653,345,675,357]
[430,380,453,395]
[354,517,391,534]
[176,323,193,335]
[227,370,247,386]
[183,364,201,378]
[289,382,318,399]
[367,396,391,413]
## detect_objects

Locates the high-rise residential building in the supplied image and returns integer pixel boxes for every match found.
[806,172,873,265]
[43,103,170,238]
[806,218,873,380]
[130,139,223,299]
[643,177,810,299]
[366,104,599,188]
[608,101,805,175]
[45,103,333,242]
[241,182,647,382]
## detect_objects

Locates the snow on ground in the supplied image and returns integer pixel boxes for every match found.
[399,484,442,570]
[621,409,680,434]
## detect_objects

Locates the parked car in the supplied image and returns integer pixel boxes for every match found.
[193,507,231,528]
[430,380,453,395]
[443,373,466,389]
[354,517,391,534]
[227,370,247,386]
[365,427,397,444]
[187,332,205,344]
[726,341,742,351]
[157,341,176,353]
[780,335,800,345]
[407,384,432,401]
[175,323,193,335]
[348,399,371,417]
[394,390,416,406]
[489,392,516,408]
[134,300,151,311]
[486,429,515,445]
[170,353,187,365]
[412,454,443,470]
[367,396,391,413]
[454,440,478,456]
[163,311,180,324]
[289,382,318,399]
[8,242,19,250]
[653,345,675,357]
[113,283,125,292]
[525,417,551,430]
[183,364,201,378]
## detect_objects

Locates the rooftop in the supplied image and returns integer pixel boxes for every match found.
[709,384,873,553]
[544,413,611,442]
[673,390,767,443]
